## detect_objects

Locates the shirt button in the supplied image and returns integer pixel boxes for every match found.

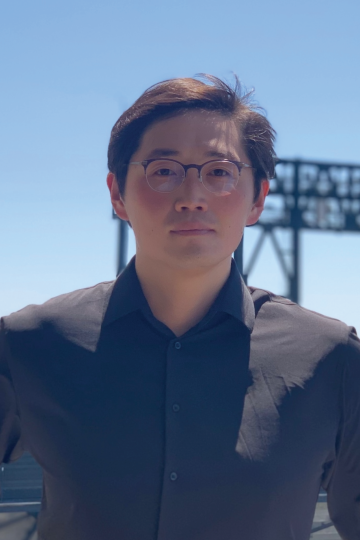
[172,403,180,412]
[174,341,181,350]
[170,472,178,481]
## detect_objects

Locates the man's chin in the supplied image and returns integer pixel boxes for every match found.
[163,246,229,269]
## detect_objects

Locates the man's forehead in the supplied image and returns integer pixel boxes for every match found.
[137,111,243,160]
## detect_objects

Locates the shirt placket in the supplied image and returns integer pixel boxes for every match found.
[157,337,186,540]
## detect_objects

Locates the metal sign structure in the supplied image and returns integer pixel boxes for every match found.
[241,159,360,302]
[114,158,360,303]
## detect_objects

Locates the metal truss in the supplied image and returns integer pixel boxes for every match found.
[238,158,360,302]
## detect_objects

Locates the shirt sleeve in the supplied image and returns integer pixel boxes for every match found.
[0,317,23,463]
[325,329,360,540]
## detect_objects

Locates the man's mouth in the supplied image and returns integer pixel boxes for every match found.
[170,222,215,234]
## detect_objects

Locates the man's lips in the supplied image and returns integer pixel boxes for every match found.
[170,223,215,235]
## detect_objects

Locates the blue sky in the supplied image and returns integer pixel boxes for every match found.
[1,0,360,331]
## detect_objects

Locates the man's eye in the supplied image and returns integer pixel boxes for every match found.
[155,168,175,176]
[209,168,230,177]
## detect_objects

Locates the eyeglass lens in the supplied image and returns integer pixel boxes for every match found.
[145,160,240,195]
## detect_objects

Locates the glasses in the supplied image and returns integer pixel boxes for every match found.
[128,158,256,196]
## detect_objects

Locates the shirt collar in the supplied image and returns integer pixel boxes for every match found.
[103,256,255,333]
[103,257,149,327]
[207,258,255,332]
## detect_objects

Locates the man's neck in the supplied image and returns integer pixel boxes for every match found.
[135,255,232,337]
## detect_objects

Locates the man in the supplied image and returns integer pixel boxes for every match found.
[1,75,359,540]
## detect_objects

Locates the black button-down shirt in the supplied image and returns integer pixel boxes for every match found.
[1,258,360,540]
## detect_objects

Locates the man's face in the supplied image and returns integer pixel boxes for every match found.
[107,111,269,272]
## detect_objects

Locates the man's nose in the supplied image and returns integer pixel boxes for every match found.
[174,169,209,212]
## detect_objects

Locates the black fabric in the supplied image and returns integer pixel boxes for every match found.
[1,257,360,540]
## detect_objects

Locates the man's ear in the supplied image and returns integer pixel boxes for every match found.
[246,179,270,227]
[106,172,129,221]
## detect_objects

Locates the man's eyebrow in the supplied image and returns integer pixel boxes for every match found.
[145,148,241,161]
[146,148,180,158]
[204,150,240,161]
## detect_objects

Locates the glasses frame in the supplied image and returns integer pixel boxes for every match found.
[128,158,256,194]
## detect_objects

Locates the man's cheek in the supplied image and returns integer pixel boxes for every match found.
[135,187,168,213]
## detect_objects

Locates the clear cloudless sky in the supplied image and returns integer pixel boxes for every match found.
[1,0,360,332]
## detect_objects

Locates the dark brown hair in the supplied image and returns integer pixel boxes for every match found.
[107,74,276,200]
